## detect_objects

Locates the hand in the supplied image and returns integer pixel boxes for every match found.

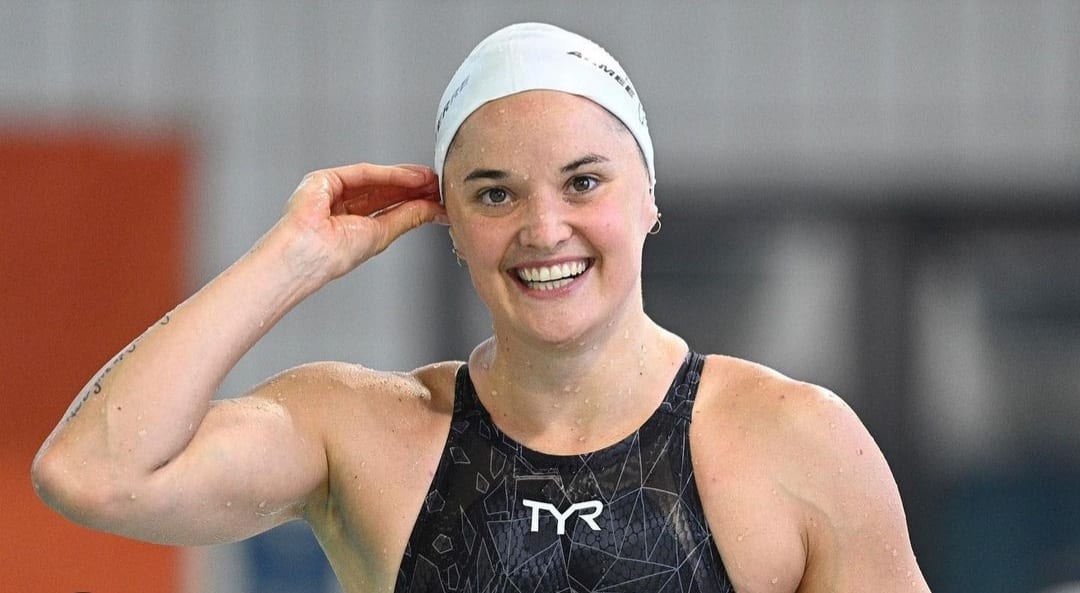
[267,163,445,283]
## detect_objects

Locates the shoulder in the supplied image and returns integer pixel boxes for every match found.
[693,355,925,591]
[240,360,462,433]
[248,359,461,403]
[694,354,887,513]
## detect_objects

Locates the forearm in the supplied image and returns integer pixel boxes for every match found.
[34,229,323,498]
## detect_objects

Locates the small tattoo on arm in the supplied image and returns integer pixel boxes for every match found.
[66,312,171,421]
[69,344,136,420]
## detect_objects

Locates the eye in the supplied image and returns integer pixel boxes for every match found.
[569,175,598,193]
[478,187,510,206]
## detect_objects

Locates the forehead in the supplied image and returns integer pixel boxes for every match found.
[447,90,630,158]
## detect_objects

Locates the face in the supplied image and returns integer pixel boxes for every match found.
[443,90,658,347]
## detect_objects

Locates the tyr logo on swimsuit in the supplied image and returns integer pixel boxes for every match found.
[522,499,604,535]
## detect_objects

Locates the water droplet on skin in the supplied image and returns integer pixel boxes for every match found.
[578,436,586,442]
[226,501,232,507]
[258,501,267,509]
[491,390,498,397]
[361,461,367,468]
[188,422,194,431]
[905,570,912,578]
[129,492,137,500]
[771,577,779,584]
[482,363,490,371]
[137,429,147,437]
[736,534,744,542]
[892,548,899,557]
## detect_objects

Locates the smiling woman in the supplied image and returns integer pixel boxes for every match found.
[32,22,932,593]
[444,91,656,352]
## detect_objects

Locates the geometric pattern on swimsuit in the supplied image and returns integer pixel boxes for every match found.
[395,351,734,593]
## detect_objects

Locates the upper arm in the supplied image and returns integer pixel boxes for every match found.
[779,384,932,593]
[108,363,340,545]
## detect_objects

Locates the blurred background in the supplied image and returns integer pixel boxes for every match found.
[2,1,1078,592]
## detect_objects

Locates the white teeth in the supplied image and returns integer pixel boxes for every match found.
[517,260,588,287]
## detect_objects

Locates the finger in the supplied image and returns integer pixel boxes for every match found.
[339,185,436,216]
[327,163,435,194]
[372,199,448,252]
[342,183,440,217]
[394,164,436,177]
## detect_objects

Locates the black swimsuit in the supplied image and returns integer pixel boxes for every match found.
[395,351,733,593]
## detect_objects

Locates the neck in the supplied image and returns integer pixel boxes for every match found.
[469,307,686,454]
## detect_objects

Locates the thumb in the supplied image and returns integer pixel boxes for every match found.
[372,199,448,253]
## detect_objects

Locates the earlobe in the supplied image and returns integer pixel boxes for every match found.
[648,210,662,235]
[449,228,466,267]
[643,198,659,233]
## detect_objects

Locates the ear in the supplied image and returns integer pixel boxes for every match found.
[642,188,659,231]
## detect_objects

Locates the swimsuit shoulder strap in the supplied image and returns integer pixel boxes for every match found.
[660,350,707,422]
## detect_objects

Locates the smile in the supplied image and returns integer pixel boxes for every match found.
[514,259,591,291]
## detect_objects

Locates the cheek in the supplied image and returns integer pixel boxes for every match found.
[454,218,504,266]
[590,201,648,251]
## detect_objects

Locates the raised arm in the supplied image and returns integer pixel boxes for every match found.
[31,163,445,544]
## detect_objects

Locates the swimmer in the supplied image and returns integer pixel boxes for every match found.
[33,23,932,593]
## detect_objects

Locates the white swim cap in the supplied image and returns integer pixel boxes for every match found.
[434,22,654,193]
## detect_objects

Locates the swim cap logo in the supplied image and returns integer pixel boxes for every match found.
[436,74,471,135]
[522,499,604,535]
[566,50,637,100]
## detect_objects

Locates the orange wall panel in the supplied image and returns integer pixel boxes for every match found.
[1,126,189,593]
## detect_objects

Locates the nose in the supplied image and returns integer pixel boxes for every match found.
[518,190,572,251]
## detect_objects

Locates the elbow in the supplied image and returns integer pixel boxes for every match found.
[31,445,126,529]
[31,446,86,515]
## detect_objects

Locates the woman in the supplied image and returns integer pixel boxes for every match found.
[33,23,931,593]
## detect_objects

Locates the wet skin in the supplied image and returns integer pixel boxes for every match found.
[33,90,932,593]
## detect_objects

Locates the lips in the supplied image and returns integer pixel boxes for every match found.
[513,259,590,291]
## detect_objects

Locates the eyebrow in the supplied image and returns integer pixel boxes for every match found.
[462,168,509,183]
[560,153,609,173]
[461,153,610,184]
